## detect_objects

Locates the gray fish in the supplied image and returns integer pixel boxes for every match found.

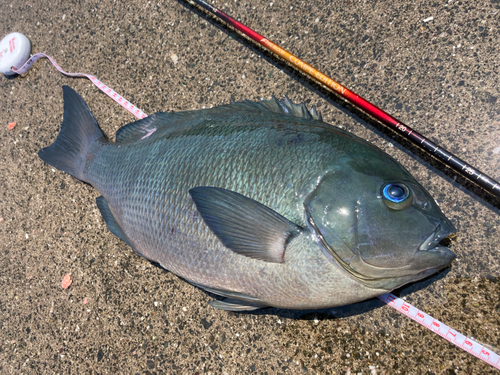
[39,86,456,311]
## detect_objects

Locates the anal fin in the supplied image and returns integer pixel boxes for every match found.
[96,196,132,248]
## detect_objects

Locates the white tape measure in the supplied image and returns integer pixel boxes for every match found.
[379,293,500,370]
[3,31,499,372]
[0,32,31,76]
[1,33,146,119]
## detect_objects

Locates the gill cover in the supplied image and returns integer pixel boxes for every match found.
[304,170,455,290]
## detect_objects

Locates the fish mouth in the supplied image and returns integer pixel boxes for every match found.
[418,222,456,253]
[419,224,446,251]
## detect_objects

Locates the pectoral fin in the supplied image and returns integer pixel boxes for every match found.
[189,187,301,263]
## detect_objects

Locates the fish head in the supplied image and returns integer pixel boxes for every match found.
[304,146,456,290]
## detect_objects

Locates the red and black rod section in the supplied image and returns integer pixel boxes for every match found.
[190,0,500,199]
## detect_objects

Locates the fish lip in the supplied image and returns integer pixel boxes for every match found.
[411,244,457,282]
[416,223,457,271]
[425,244,457,265]
[419,226,441,251]
[418,223,455,252]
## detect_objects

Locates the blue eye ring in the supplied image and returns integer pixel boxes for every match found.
[382,183,409,203]
[381,183,413,210]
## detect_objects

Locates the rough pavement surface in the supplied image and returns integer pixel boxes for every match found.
[1,0,499,373]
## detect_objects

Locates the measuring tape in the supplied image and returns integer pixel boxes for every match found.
[379,293,500,370]
[2,31,499,371]
[0,33,146,119]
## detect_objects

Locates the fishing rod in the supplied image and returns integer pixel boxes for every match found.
[188,0,500,200]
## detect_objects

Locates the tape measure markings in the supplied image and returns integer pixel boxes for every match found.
[11,53,147,119]
[378,293,500,369]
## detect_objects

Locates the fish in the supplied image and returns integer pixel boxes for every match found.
[38,86,456,311]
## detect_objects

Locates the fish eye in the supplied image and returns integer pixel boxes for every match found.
[381,182,413,210]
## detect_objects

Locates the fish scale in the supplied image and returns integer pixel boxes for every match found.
[38,86,456,311]
[87,114,374,305]
[92,125,327,271]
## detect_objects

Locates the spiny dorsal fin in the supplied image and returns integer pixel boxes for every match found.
[115,96,322,143]
[242,95,322,121]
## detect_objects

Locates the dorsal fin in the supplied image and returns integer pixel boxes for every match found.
[115,113,162,143]
[115,96,322,143]
[241,95,322,121]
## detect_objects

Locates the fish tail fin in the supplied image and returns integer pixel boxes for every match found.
[38,86,106,182]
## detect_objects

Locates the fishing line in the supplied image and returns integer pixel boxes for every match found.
[1,27,498,370]
[187,0,500,200]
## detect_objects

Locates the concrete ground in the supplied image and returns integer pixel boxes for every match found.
[1,0,499,373]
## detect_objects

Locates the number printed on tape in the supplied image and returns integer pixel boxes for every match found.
[378,293,500,370]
